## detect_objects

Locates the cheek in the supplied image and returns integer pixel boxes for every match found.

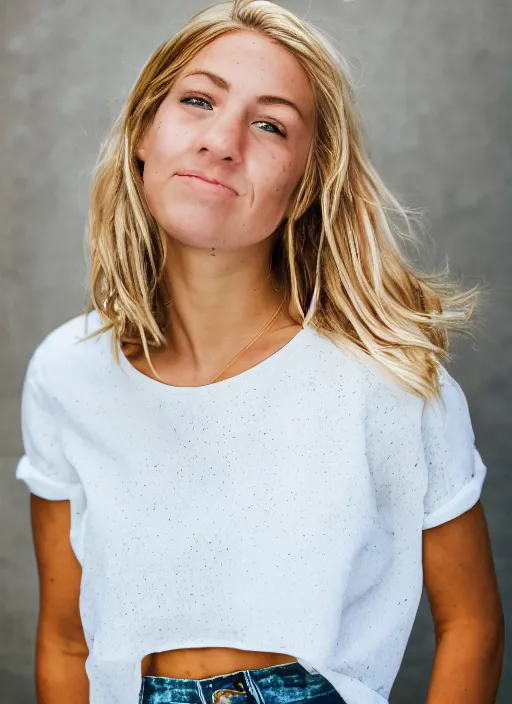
[143,116,186,176]
[141,132,180,206]
[257,159,299,208]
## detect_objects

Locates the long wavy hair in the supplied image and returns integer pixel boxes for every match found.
[79,0,483,401]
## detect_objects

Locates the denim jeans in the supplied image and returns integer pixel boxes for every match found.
[138,660,347,704]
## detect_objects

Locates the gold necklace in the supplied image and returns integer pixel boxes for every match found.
[207,296,286,385]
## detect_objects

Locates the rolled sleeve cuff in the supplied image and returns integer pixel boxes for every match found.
[16,455,75,501]
[422,449,487,530]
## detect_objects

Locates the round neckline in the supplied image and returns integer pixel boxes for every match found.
[115,322,312,397]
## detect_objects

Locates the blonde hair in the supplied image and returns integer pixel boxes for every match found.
[79,0,483,401]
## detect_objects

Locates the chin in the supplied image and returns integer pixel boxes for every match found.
[163,221,236,249]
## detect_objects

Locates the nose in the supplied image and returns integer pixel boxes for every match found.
[196,108,244,163]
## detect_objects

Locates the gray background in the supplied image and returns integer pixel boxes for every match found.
[2,0,510,701]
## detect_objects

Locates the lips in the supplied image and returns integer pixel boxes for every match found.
[175,171,237,194]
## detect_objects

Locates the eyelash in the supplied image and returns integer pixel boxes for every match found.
[180,95,286,137]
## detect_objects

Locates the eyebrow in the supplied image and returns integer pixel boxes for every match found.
[181,69,305,122]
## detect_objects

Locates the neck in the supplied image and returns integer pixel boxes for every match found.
[162,284,293,371]
[156,235,297,374]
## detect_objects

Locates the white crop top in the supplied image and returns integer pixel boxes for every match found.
[16,308,487,704]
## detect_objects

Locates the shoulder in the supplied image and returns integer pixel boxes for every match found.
[28,308,107,396]
[306,324,420,413]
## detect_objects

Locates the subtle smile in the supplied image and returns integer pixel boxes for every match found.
[175,173,237,196]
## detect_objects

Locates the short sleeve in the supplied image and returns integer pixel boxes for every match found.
[16,351,81,500]
[421,366,487,530]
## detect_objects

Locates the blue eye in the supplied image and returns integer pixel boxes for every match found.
[181,96,212,110]
[180,96,285,137]
[254,121,284,136]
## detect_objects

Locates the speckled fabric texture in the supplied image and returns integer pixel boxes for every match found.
[138,661,347,704]
[16,308,486,704]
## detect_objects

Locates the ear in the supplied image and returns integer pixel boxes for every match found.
[136,132,148,162]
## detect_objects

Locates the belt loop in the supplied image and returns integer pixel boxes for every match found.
[243,670,265,704]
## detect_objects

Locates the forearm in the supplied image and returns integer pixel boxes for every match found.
[426,623,505,704]
[35,638,89,703]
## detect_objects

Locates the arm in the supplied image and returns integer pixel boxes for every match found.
[30,494,89,704]
[423,500,505,704]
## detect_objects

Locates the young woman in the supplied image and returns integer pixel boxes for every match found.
[16,1,504,703]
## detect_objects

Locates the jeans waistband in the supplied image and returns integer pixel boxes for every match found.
[139,660,342,704]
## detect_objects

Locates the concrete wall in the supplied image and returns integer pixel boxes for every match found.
[2,0,510,701]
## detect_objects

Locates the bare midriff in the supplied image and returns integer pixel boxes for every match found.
[141,648,298,679]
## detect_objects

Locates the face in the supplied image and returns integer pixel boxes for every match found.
[136,30,315,253]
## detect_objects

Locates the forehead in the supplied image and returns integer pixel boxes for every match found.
[176,30,315,120]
